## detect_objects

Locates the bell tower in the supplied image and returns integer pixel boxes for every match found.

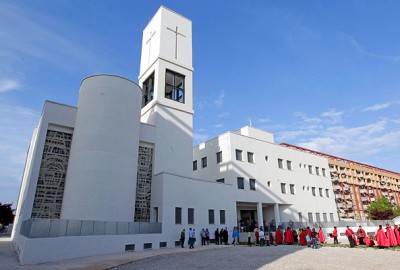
[138,6,194,178]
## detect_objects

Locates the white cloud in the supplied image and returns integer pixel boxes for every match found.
[258,117,271,123]
[347,35,400,62]
[293,112,321,123]
[320,109,344,124]
[193,133,209,144]
[362,103,391,112]
[0,79,20,93]
[214,124,223,128]
[217,112,230,118]
[214,91,225,108]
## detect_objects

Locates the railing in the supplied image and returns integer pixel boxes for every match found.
[20,218,162,238]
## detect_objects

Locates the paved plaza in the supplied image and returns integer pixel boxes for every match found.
[2,235,400,270]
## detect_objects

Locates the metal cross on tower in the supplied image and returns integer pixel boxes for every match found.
[146,31,156,63]
[167,26,186,59]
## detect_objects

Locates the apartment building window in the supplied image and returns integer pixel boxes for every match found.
[323,213,328,222]
[319,188,323,197]
[325,189,330,198]
[290,184,295,194]
[278,159,284,169]
[316,167,320,176]
[308,212,313,223]
[308,165,313,174]
[235,149,243,161]
[322,168,326,177]
[329,213,334,222]
[287,160,292,171]
[216,151,222,164]
[237,177,244,189]
[175,207,182,224]
[220,210,226,224]
[312,187,316,196]
[281,183,287,194]
[201,157,207,168]
[216,178,225,183]
[316,213,321,223]
[188,208,194,224]
[193,160,197,171]
[247,152,254,163]
[208,209,215,224]
[250,179,256,191]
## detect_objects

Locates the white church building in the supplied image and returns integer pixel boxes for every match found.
[12,6,337,265]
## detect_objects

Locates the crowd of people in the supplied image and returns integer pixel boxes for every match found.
[179,223,400,250]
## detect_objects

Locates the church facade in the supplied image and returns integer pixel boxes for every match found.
[13,6,338,265]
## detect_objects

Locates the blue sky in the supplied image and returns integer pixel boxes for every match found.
[1,0,400,206]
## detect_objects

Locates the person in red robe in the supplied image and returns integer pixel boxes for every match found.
[275,228,283,244]
[356,226,366,245]
[385,224,398,247]
[394,225,400,245]
[332,226,338,244]
[345,226,355,248]
[306,227,312,238]
[364,234,374,247]
[318,227,325,244]
[299,229,307,246]
[376,225,389,248]
[352,234,359,246]
[284,227,294,245]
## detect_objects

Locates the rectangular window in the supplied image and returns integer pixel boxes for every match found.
[329,213,334,222]
[323,213,328,222]
[247,152,254,163]
[188,208,194,224]
[278,158,284,169]
[216,151,222,164]
[319,188,323,197]
[316,213,321,223]
[298,212,303,222]
[308,165,313,174]
[235,149,243,161]
[312,187,316,196]
[175,207,182,224]
[281,183,286,194]
[322,168,326,177]
[308,212,313,223]
[249,179,256,190]
[237,177,244,189]
[216,178,225,183]
[287,160,292,171]
[325,189,330,198]
[220,210,226,224]
[142,72,154,106]
[201,157,207,168]
[193,160,197,171]
[165,70,185,103]
[316,167,320,176]
[290,184,295,194]
[208,209,215,224]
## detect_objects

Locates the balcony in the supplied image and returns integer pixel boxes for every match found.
[363,205,368,210]
[361,197,369,202]
[389,192,394,197]
[335,194,344,200]
[359,181,366,186]
[368,190,374,195]
[366,182,373,187]
[330,168,338,174]
[360,189,367,194]
[381,184,387,189]
[365,175,371,180]
[337,203,344,208]
[371,198,376,202]
[345,195,352,200]
[382,192,388,196]
[347,212,355,217]
[357,173,364,178]
[339,178,347,183]
[347,203,353,208]
[333,185,341,191]
[332,177,340,182]
[344,187,350,193]
[340,170,347,175]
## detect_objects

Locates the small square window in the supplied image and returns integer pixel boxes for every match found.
[312,187,316,196]
[188,208,194,224]
[316,167,320,176]
[281,183,286,194]
[290,184,295,194]
[216,178,225,183]
[236,149,243,161]
[220,210,226,224]
[325,189,330,198]
[247,152,254,163]
[250,179,256,190]
[287,160,292,171]
[308,165,313,174]
[193,160,197,171]
[319,188,323,197]
[322,168,326,177]
[216,151,222,164]
[175,207,182,224]
[208,209,215,224]
[237,177,244,189]
[201,157,207,168]
[278,159,284,169]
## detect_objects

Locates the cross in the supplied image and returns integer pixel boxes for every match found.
[146,31,156,63]
[167,26,186,59]
[247,118,252,127]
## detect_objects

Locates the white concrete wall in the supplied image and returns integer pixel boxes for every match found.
[61,75,142,222]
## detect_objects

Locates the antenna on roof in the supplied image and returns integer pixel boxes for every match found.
[247,118,252,127]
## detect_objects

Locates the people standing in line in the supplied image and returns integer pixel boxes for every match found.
[305,227,312,239]
[224,227,229,245]
[356,225,366,245]
[247,230,252,246]
[299,229,307,246]
[394,225,400,244]
[332,226,338,244]
[385,224,398,247]
[205,228,210,245]
[289,219,294,229]
[220,228,224,245]
[201,228,206,246]
[265,231,270,246]
[376,225,389,249]
[318,227,325,244]
[311,228,318,249]
[345,226,355,248]
[255,228,260,245]
[215,228,220,245]
[180,229,185,248]
[189,228,195,249]
[306,233,311,247]
[293,229,298,244]
[284,227,294,245]
[259,228,265,246]
[232,227,239,245]
[275,228,283,244]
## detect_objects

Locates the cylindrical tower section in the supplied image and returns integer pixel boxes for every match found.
[61,75,142,222]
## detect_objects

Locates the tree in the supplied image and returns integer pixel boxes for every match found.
[0,203,15,227]
[392,204,400,219]
[367,197,393,220]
